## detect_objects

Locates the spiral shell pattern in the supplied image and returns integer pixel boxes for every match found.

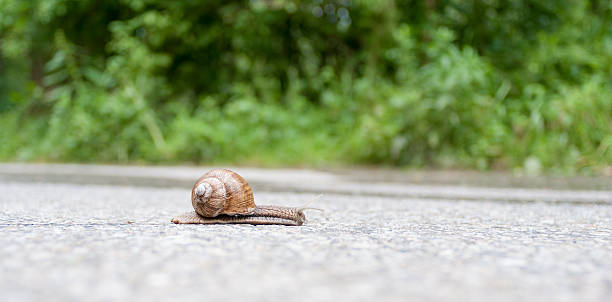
[191,169,256,217]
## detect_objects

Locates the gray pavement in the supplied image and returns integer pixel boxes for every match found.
[0,164,611,302]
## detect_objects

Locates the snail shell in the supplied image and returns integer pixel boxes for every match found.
[191,169,256,217]
[172,169,306,226]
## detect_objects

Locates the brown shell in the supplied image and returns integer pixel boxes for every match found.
[191,169,256,217]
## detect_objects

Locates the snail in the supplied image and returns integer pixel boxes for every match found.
[171,169,307,226]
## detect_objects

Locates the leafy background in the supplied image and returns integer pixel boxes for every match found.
[1,0,611,173]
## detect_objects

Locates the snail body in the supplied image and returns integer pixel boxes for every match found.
[172,169,306,226]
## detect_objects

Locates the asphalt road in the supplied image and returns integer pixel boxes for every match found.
[0,164,611,302]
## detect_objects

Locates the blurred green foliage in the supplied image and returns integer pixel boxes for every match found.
[1,0,611,173]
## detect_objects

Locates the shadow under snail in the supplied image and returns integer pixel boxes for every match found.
[172,169,307,226]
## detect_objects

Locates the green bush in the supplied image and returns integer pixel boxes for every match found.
[0,0,610,173]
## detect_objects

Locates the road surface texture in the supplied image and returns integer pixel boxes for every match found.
[1,163,611,302]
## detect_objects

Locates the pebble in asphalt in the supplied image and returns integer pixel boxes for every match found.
[0,166,611,302]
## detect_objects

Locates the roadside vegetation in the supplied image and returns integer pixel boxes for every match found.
[1,0,611,173]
